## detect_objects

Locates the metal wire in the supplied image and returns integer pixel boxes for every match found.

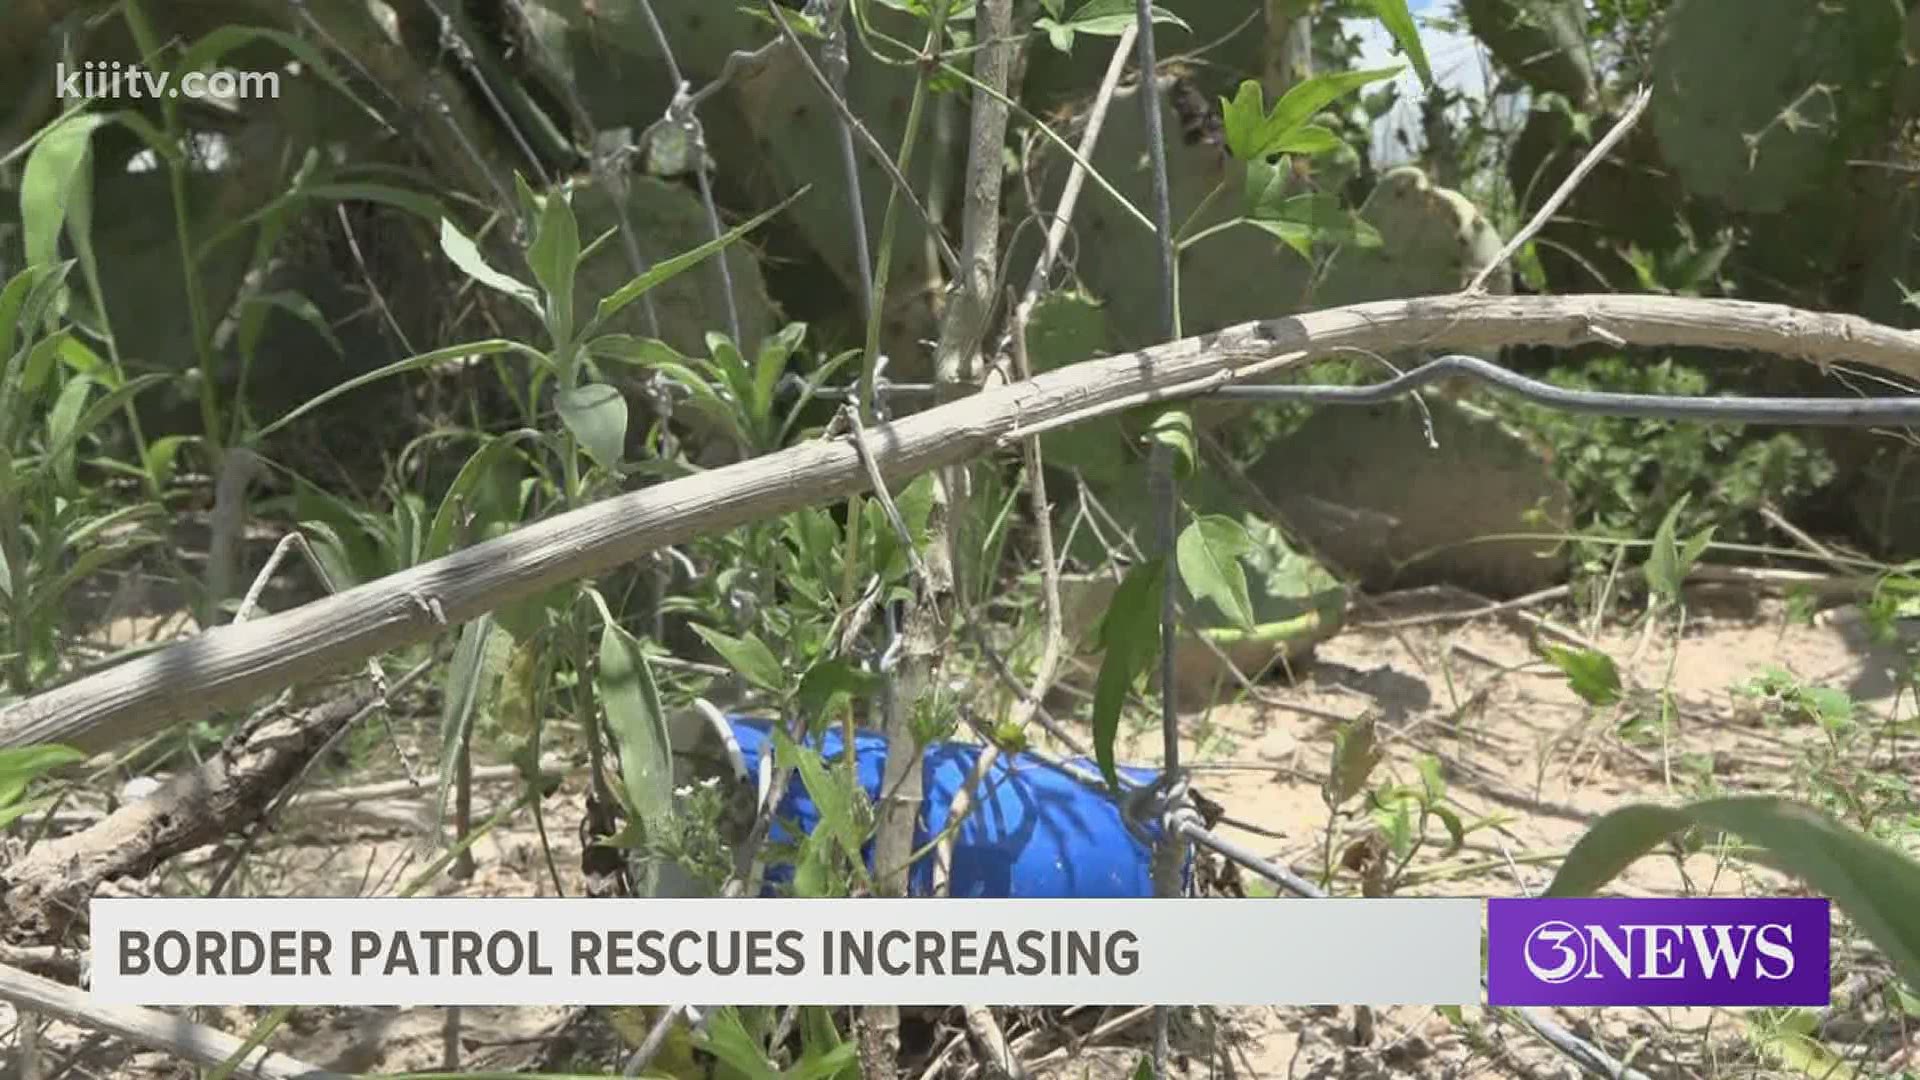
[781,348,1840,1080]
[796,353,1920,427]
[1213,353,1920,425]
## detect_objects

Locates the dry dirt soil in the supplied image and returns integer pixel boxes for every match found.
[7,593,1919,1078]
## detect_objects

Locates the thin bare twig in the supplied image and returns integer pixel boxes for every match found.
[1017,25,1138,304]
[622,1004,688,1076]
[1467,85,1652,294]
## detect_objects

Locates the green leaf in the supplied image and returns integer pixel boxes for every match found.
[0,265,57,364]
[1748,1012,1859,1080]
[296,182,443,223]
[439,219,541,314]
[1647,494,1714,605]
[797,659,879,725]
[689,624,786,694]
[1220,80,1268,164]
[1267,124,1344,156]
[20,537,159,626]
[1145,409,1195,478]
[1263,68,1402,158]
[258,339,528,437]
[0,744,86,808]
[422,432,532,562]
[1415,753,1446,802]
[21,111,108,270]
[1035,0,1190,53]
[1245,192,1382,261]
[791,830,840,897]
[1545,796,1920,991]
[791,1006,860,1080]
[753,322,807,421]
[1221,69,1400,162]
[0,796,57,829]
[744,5,826,38]
[705,333,756,416]
[1432,805,1466,854]
[1361,0,1434,88]
[41,373,168,488]
[434,616,499,833]
[773,726,872,882]
[1801,685,1855,729]
[46,372,94,490]
[554,382,628,471]
[591,189,802,330]
[1542,644,1622,706]
[1176,515,1258,630]
[1326,716,1381,806]
[1091,557,1166,790]
[598,619,675,835]
[1023,289,1110,373]
[698,1007,779,1080]
[237,290,341,361]
[524,178,581,343]
[865,473,937,582]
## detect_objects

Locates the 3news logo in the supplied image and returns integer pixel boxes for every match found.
[1486,898,1831,1006]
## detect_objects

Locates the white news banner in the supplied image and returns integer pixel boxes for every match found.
[91,897,1481,1007]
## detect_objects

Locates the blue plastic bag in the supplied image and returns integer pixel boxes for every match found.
[727,717,1182,898]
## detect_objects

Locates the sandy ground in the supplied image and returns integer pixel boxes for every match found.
[7,593,1919,1078]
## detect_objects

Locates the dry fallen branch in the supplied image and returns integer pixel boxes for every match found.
[0,963,347,1080]
[1,689,374,947]
[5,293,1918,754]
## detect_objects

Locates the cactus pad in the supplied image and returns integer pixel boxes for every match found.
[1652,0,1903,213]
[1316,166,1508,305]
[1460,0,1595,104]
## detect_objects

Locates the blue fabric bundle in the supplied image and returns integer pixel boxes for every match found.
[726,718,1180,898]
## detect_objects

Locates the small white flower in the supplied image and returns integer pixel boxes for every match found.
[674,784,694,797]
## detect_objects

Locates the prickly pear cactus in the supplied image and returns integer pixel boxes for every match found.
[570,175,779,355]
[718,4,951,372]
[1253,398,1571,597]
[1507,99,1689,292]
[1020,78,1314,351]
[1316,166,1509,305]
[1459,0,1594,104]
[1652,0,1904,213]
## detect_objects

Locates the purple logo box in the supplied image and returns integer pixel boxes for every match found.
[1487,897,1830,1007]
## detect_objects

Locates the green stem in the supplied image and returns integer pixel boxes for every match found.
[1176,216,1250,253]
[856,0,954,422]
[1171,179,1229,247]
[0,492,26,693]
[123,2,221,453]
